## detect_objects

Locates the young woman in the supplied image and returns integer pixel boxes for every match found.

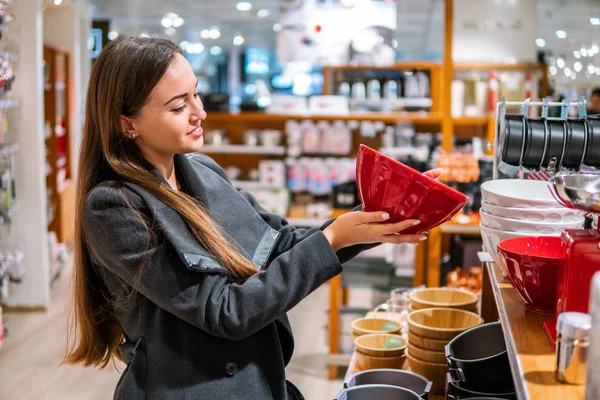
[66,37,438,400]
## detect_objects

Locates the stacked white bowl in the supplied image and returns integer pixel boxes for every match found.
[479,179,585,270]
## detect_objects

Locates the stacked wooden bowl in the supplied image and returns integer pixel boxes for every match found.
[407,307,483,394]
[351,317,402,340]
[354,333,408,371]
[409,287,478,312]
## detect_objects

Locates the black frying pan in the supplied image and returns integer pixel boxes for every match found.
[502,115,526,166]
[541,120,566,170]
[522,118,547,169]
[562,119,588,170]
[584,117,600,167]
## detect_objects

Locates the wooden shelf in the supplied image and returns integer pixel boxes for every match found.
[200,145,286,155]
[323,62,441,71]
[207,111,443,124]
[452,116,492,126]
[485,261,585,400]
[453,63,547,72]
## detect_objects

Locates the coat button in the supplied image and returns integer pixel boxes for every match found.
[225,361,238,377]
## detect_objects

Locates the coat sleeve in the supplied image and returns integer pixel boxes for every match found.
[190,153,379,263]
[84,185,343,341]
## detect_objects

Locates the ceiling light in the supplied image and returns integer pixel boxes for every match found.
[596,67,600,75]
[564,67,571,76]
[582,48,588,57]
[571,72,577,80]
[550,66,558,76]
[588,64,596,74]
[574,50,582,59]
[557,57,566,69]
[165,12,179,20]
[165,27,176,36]
[391,39,398,49]
[173,17,185,28]
[179,41,190,50]
[186,43,205,54]
[210,45,223,56]
[535,38,546,48]
[273,23,282,32]
[108,31,119,40]
[556,30,567,39]
[257,9,271,18]
[574,61,583,72]
[593,44,600,54]
[233,35,244,46]
[140,33,150,38]
[591,18,600,25]
[161,17,173,28]
[209,28,221,39]
[201,29,210,39]
[236,2,252,11]
[53,0,63,5]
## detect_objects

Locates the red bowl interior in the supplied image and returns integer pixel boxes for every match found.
[497,236,561,314]
[356,144,469,234]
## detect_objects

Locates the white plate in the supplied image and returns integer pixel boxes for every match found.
[480,202,585,223]
[480,224,558,275]
[480,210,584,234]
[480,179,561,208]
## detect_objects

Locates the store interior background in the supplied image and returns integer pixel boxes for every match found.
[1,0,600,398]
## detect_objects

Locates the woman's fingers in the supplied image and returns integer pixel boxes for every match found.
[384,219,420,234]
[381,233,427,244]
[424,168,443,180]
[356,211,391,224]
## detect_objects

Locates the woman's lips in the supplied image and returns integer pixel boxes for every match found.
[187,125,203,138]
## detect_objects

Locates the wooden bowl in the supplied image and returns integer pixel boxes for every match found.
[407,353,448,395]
[410,288,478,311]
[407,308,483,341]
[408,330,449,352]
[351,318,402,338]
[355,350,407,371]
[408,344,446,364]
[354,333,407,358]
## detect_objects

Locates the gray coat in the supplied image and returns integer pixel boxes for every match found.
[84,154,373,400]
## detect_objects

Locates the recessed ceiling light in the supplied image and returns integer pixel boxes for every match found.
[257,9,271,18]
[535,38,546,48]
[236,2,252,11]
[201,29,210,39]
[557,57,566,69]
[564,67,572,76]
[187,43,205,54]
[53,0,63,5]
[596,67,600,75]
[593,44,599,54]
[165,12,179,20]
[556,30,567,39]
[233,35,245,46]
[165,27,176,36]
[571,71,577,80]
[574,61,583,72]
[209,28,221,39]
[108,31,119,40]
[173,17,185,28]
[550,66,557,76]
[140,33,150,38]
[588,64,596,74]
[179,41,190,50]
[582,47,588,57]
[161,17,173,28]
[210,46,223,56]
[273,23,282,32]
[591,18,600,25]
[574,50,582,59]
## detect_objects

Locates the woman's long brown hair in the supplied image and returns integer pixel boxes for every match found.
[65,37,258,368]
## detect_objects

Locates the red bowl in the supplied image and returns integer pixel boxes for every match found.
[356,144,469,234]
[497,236,561,314]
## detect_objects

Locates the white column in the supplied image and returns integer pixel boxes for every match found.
[7,0,50,307]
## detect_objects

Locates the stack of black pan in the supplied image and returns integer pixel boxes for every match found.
[500,114,600,170]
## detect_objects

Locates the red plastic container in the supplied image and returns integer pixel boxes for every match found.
[497,236,561,314]
[356,144,469,234]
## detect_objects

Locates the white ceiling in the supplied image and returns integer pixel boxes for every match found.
[88,0,600,71]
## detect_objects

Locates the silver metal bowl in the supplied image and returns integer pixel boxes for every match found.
[549,173,600,213]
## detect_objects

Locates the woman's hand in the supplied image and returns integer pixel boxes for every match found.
[323,212,425,251]
[322,168,443,252]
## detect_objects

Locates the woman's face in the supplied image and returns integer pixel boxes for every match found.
[124,53,207,161]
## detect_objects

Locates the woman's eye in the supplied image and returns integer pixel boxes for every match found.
[194,91,200,99]
[172,104,186,113]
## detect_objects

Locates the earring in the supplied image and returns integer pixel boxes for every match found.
[131,133,137,139]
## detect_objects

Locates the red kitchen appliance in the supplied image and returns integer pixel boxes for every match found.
[542,174,600,346]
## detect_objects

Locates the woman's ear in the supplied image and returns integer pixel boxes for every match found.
[120,116,136,139]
